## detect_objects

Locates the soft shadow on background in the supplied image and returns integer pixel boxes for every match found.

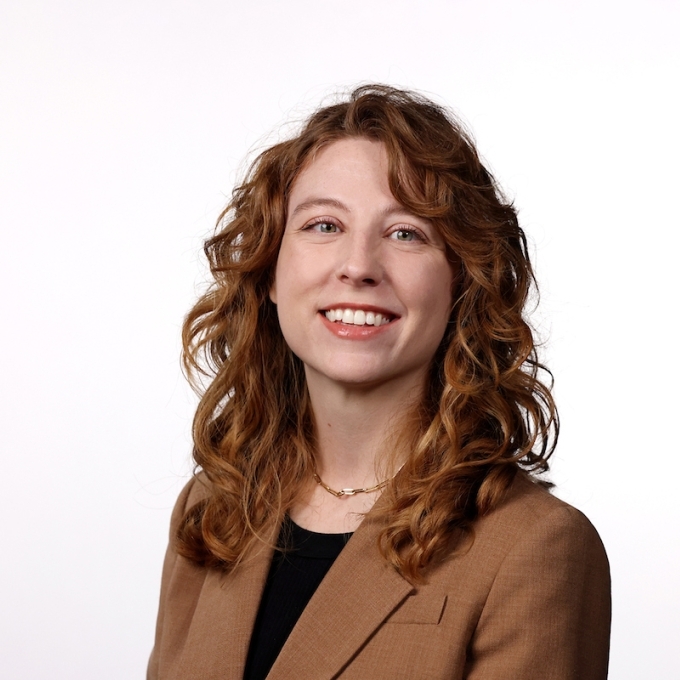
[1,1,678,677]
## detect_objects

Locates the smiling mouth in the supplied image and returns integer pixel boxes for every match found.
[322,308,396,326]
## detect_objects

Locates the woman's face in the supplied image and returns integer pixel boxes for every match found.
[270,137,454,393]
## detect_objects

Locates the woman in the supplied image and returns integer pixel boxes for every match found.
[148,85,611,679]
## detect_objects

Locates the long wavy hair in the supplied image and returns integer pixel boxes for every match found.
[176,84,558,580]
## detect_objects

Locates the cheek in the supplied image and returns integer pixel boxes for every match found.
[413,262,454,314]
[270,246,295,307]
[269,249,313,345]
[414,269,455,351]
[270,263,293,314]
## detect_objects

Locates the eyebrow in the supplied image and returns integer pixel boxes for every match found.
[290,197,418,221]
[291,197,349,217]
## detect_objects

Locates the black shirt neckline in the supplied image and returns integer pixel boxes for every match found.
[281,515,354,558]
[243,515,354,680]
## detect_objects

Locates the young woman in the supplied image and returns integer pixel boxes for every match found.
[148,85,611,679]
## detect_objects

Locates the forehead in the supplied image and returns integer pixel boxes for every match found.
[287,138,392,208]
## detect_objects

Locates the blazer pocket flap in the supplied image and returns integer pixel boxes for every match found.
[387,593,447,625]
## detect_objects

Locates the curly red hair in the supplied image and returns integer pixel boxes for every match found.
[177,85,558,580]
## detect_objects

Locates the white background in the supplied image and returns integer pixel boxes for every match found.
[1,1,678,677]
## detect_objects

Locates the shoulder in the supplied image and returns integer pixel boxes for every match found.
[170,472,211,528]
[425,472,610,578]
[148,473,213,678]
[180,471,212,507]
[425,474,611,678]
[426,471,611,624]
[450,473,611,606]
[349,474,610,678]
[167,472,212,536]
[472,472,607,560]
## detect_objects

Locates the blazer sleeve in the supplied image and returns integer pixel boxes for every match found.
[465,504,611,680]
[147,477,197,680]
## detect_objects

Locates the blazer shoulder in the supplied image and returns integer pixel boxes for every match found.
[451,472,610,600]
[165,472,212,543]
[148,473,214,680]
[459,474,611,679]
[482,473,606,549]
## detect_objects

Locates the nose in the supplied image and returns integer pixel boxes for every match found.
[336,231,383,286]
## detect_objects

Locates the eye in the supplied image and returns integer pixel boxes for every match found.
[304,219,339,234]
[390,227,422,242]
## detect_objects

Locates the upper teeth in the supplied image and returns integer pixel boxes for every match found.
[324,308,392,326]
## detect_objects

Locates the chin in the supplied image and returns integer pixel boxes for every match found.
[307,360,419,391]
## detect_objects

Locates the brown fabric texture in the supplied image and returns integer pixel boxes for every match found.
[148,474,611,679]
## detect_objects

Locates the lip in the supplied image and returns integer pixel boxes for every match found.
[319,312,396,339]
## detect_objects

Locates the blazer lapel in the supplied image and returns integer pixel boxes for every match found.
[170,540,274,680]
[267,514,415,680]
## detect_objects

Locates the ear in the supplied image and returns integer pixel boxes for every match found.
[269,278,277,304]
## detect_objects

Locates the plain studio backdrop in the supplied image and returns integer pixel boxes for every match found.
[1,0,678,677]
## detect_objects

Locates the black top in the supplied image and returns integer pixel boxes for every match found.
[243,516,353,680]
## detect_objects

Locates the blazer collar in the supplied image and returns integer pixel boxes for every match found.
[170,538,274,680]
[267,510,415,679]
[171,504,414,680]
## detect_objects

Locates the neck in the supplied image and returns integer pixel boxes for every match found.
[305,370,423,490]
[289,369,425,534]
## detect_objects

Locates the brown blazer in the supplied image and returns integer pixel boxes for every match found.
[148,474,611,679]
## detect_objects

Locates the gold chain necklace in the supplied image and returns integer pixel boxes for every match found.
[312,466,403,498]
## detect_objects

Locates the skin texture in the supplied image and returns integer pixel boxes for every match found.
[269,138,455,531]
[271,138,453,392]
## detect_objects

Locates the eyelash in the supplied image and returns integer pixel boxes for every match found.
[389,226,424,242]
[302,218,425,242]
[304,218,340,233]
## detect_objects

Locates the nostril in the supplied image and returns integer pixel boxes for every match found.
[340,274,376,283]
